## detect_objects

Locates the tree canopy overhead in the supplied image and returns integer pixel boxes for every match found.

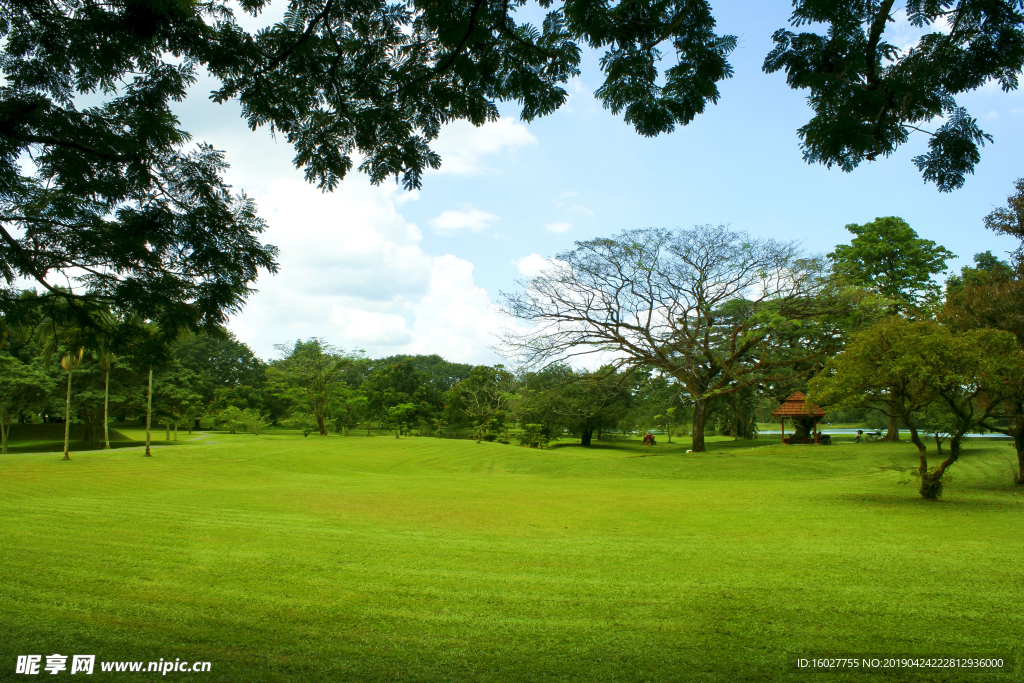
[2,0,1019,337]
[764,0,1024,192]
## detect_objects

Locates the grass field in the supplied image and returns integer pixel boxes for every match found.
[2,432,1023,682]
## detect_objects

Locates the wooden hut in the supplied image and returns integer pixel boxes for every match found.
[771,391,826,444]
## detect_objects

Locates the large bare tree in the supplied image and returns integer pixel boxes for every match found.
[499,225,839,451]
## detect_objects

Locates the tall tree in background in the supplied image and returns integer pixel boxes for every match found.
[172,333,267,402]
[829,217,954,315]
[829,216,954,440]
[501,225,839,451]
[984,176,1024,260]
[361,361,440,432]
[764,0,1024,191]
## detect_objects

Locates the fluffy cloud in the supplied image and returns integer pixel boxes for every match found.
[430,117,537,176]
[228,177,506,363]
[545,221,572,233]
[430,206,499,235]
[512,253,563,278]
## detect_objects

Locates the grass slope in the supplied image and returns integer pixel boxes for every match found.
[1,435,1022,682]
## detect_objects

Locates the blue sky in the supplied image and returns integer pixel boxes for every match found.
[176,2,1024,362]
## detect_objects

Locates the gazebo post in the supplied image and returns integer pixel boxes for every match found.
[813,419,819,445]
[781,417,785,443]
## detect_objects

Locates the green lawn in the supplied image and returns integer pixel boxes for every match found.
[1,433,1022,682]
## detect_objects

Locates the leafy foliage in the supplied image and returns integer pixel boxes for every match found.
[829,216,954,314]
[764,0,1024,191]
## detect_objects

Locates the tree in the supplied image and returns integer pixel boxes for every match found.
[330,387,369,436]
[942,255,1024,483]
[764,1,1024,191]
[983,177,1024,260]
[215,406,246,435]
[445,365,517,442]
[172,332,267,414]
[500,225,838,452]
[239,409,271,436]
[0,0,738,332]
[271,339,356,435]
[3,2,1010,341]
[940,180,1024,482]
[361,361,439,432]
[96,351,116,449]
[515,365,632,447]
[387,402,421,438]
[0,355,54,454]
[829,217,955,315]
[809,317,1020,499]
[829,216,954,440]
[152,364,204,440]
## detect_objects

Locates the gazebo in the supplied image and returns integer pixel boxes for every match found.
[771,391,826,445]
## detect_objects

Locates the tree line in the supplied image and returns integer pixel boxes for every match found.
[0,329,709,454]
[3,178,1024,500]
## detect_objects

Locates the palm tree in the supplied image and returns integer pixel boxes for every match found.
[59,347,84,459]
[96,348,117,449]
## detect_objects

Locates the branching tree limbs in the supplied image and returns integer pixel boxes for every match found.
[499,225,841,452]
[810,318,1021,499]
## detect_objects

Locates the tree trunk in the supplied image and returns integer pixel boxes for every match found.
[145,367,153,457]
[317,412,327,436]
[173,421,178,441]
[1,421,9,454]
[934,433,943,455]
[921,434,962,500]
[580,426,593,447]
[63,370,72,460]
[103,368,110,449]
[1014,428,1024,485]
[691,398,707,452]
[883,397,900,441]
[907,423,927,460]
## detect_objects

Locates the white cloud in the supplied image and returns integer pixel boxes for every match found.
[430,206,499,235]
[227,177,505,363]
[546,222,572,234]
[405,256,511,362]
[513,253,560,278]
[431,117,537,176]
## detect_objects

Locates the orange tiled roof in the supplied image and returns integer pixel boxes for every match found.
[770,391,826,417]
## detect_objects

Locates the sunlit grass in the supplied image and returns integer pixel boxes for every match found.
[2,433,1022,681]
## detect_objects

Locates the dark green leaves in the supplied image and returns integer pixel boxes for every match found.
[764,0,1024,191]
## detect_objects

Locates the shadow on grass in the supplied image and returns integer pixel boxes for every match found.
[839,492,1024,510]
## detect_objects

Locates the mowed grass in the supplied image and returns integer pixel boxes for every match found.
[1,434,1023,682]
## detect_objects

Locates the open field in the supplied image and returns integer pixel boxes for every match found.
[2,433,1023,682]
